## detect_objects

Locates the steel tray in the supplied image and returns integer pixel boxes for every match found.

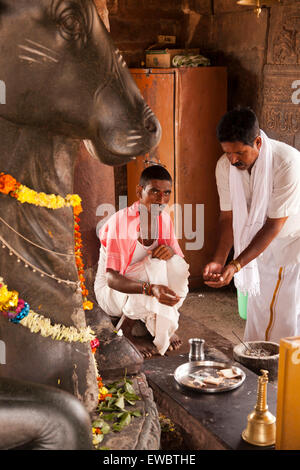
[174,360,246,393]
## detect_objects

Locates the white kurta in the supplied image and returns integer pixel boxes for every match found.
[94,244,189,355]
[215,138,300,342]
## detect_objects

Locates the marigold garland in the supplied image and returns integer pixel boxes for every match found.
[0,172,93,310]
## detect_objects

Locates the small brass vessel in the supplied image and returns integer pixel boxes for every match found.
[242,369,276,446]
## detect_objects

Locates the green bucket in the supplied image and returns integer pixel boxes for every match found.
[237,290,248,320]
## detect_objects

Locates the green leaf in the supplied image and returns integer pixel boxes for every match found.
[98,406,117,412]
[108,380,122,388]
[112,412,131,431]
[102,413,117,422]
[124,381,136,395]
[121,411,131,425]
[131,410,142,417]
[124,391,141,402]
[112,423,122,432]
[106,397,117,407]
[92,419,111,435]
[124,398,136,406]
[94,433,104,444]
[114,395,125,410]
[93,418,105,428]
[100,422,111,435]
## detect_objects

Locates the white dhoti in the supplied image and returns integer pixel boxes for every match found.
[95,254,189,355]
[244,249,300,343]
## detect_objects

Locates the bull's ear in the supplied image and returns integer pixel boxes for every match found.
[0,1,8,14]
[0,1,9,14]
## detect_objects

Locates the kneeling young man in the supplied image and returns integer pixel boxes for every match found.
[94,165,189,358]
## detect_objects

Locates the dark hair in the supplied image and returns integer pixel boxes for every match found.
[216,107,260,146]
[139,164,172,187]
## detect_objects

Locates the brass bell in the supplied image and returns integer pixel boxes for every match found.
[242,369,276,446]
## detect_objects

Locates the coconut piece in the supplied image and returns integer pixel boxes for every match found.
[189,374,206,387]
[193,377,206,387]
[217,367,241,379]
[203,375,224,386]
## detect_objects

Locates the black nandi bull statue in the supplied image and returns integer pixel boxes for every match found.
[0,0,161,439]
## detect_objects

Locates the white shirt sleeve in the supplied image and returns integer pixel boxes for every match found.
[215,154,232,211]
[268,157,300,219]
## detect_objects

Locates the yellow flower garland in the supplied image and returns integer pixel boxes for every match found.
[0,172,93,310]
[0,282,19,310]
[1,173,82,210]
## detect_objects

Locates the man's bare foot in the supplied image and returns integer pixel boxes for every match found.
[131,337,159,359]
[121,317,158,359]
[168,333,182,351]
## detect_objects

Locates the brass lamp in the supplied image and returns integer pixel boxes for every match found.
[237,0,281,17]
[242,369,276,446]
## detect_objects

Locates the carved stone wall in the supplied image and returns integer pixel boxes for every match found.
[261,65,300,147]
[180,0,300,148]
[261,3,300,149]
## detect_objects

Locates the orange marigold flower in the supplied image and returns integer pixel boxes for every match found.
[97,377,105,387]
[83,300,93,310]
[98,393,112,402]
[0,173,18,194]
[92,428,102,435]
[73,204,83,216]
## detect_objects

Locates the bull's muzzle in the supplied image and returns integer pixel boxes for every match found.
[88,93,162,166]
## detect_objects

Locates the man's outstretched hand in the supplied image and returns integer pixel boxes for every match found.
[151,284,181,306]
[203,261,237,288]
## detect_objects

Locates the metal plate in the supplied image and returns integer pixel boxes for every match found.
[174,361,246,393]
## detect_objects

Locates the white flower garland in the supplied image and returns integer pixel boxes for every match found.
[0,276,96,344]
[19,310,96,343]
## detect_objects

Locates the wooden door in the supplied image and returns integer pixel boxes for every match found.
[127,69,175,208]
[175,67,227,286]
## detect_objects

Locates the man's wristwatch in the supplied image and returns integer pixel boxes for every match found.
[229,259,242,272]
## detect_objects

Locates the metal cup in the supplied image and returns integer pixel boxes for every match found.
[188,338,205,361]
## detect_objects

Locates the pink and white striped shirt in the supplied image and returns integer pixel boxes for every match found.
[99,201,183,274]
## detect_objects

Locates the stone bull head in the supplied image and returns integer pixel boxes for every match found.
[0,0,161,165]
[0,0,160,412]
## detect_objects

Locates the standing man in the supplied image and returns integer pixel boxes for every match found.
[203,107,300,343]
[95,165,189,358]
